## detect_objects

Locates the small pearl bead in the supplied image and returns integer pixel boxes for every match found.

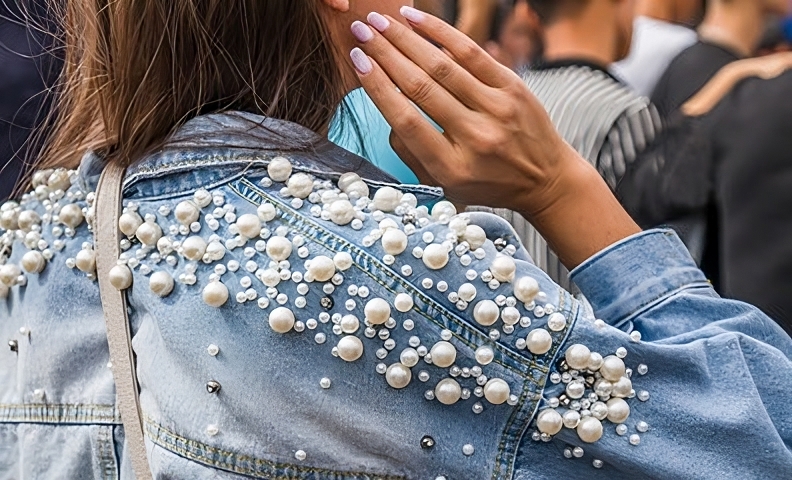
[576,416,603,443]
[463,225,486,250]
[393,293,414,313]
[58,203,84,229]
[257,203,277,222]
[287,173,313,199]
[462,444,475,456]
[536,408,563,435]
[490,255,515,283]
[474,346,495,366]
[514,276,540,304]
[386,363,412,389]
[182,236,207,261]
[75,248,96,274]
[340,315,360,334]
[483,378,510,405]
[337,335,364,362]
[400,348,420,367]
[267,156,293,182]
[563,410,581,429]
[364,298,391,325]
[333,251,354,271]
[294,449,307,461]
[108,264,133,290]
[434,378,462,405]
[600,355,626,382]
[149,271,174,297]
[473,300,499,326]
[328,199,355,226]
[629,434,641,446]
[21,251,45,274]
[320,377,331,389]
[266,236,292,262]
[268,307,295,333]
[372,187,402,212]
[207,344,220,356]
[547,312,566,332]
[381,229,408,256]
[429,341,456,368]
[202,281,229,307]
[307,255,335,282]
[175,201,200,225]
[422,243,449,270]
[565,344,591,370]
[525,329,552,355]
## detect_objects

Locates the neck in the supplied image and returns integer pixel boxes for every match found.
[698,0,764,56]
[542,18,618,67]
[637,0,674,22]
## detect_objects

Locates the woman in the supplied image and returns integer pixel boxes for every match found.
[0,2,790,480]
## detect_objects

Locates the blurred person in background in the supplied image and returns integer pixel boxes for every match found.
[612,0,702,96]
[756,15,792,55]
[486,0,543,71]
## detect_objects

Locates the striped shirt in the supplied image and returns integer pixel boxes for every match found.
[477,62,661,289]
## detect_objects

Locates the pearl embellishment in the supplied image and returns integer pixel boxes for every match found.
[514,276,540,304]
[385,363,412,389]
[202,280,229,307]
[75,248,97,273]
[473,300,500,326]
[307,256,335,282]
[600,355,626,382]
[434,378,462,405]
[182,236,208,261]
[267,156,293,182]
[429,341,456,368]
[393,293,414,313]
[287,173,314,199]
[149,271,174,297]
[490,255,516,283]
[236,214,262,239]
[108,264,133,290]
[21,251,45,274]
[474,346,495,366]
[606,398,631,424]
[58,203,84,229]
[268,307,295,333]
[364,298,391,325]
[483,378,510,405]
[536,409,563,435]
[422,244,449,270]
[576,417,603,443]
[372,187,402,212]
[0,264,21,285]
[175,201,200,225]
[526,329,552,355]
[135,221,163,246]
[328,199,355,226]
[381,229,408,256]
[337,335,364,362]
[463,225,486,250]
[565,344,591,370]
[266,236,292,262]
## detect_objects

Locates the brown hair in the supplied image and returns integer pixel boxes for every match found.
[37,0,350,171]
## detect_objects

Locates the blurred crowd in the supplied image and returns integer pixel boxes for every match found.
[2,0,792,331]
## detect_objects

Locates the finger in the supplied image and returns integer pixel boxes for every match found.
[398,6,515,89]
[388,130,437,185]
[352,20,470,130]
[351,48,451,175]
[363,12,491,110]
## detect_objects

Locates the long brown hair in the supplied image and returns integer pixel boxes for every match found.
[37,0,349,170]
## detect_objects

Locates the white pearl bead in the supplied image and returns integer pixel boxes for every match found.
[58,204,84,229]
[547,312,566,331]
[514,276,540,304]
[175,201,200,225]
[257,203,277,222]
[483,378,510,405]
[17,210,40,231]
[236,214,261,239]
[182,236,207,261]
[448,216,468,237]
[422,244,449,270]
[372,187,403,212]
[307,255,335,282]
[118,212,143,237]
[473,300,499,326]
[75,248,96,273]
[108,264,133,290]
[149,271,174,297]
[576,417,603,443]
[21,251,45,274]
[287,173,314,199]
[565,344,591,370]
[333,251,354,271]
[458,283,477,302]
[269,307,295,333]
[338,172,362,191]
[590,401,609,420]
[364,298,391,325]
[268,156,293,182]
[536,409,563,435]
[386,363,412,389]
[202,281,229,307]
[206,241,226,261]
[340,315,360,334]
[463,225,487,250]
[0,264,21,285]
[193,189,212,208]
[526,329,552,355]
[607,398,630,424]
[381,229,408,256]
[345,181,369,199]
[566,381,585,399]
[475,346,495,366]
[600,355,626,382]
[501,306,520,325]
[266,236,292,262]
[588,352,604,371]
[260,269,280,287]
[48,169,71,191]
[434,378,462,405]
[328,199,355,226]
[393,293,414,313]
[563,410,581,429]
[337,335,364,362]
[431,201,457,221]
[429,341,456,368]
[400,348,420,367]
[490,255,515,283]
[611,376,632,398]
[135,221,163,246]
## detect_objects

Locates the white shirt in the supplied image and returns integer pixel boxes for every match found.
[612,16,698,97]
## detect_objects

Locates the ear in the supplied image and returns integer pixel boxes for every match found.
[320,0,350,13]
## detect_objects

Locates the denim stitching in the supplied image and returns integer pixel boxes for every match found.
[97,425,119,480]
[0,403,121,424]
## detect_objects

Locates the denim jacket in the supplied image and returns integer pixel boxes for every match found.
[1,112,790,480]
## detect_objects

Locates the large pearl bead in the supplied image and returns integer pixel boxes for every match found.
[340,315,360,334]
[526,329,552,355]
[430,341,456,368]
[269,307,295,333]
[109,264,133,290]
[381,229,408,256]
[118,212,143,237]
[565,344,591,370]
[17,210,41,231]
[182,236,208,261]
[514,276,540,304]
[431,201,456,221]
[338,172,362,192]
[473,300,500,326]
[75,248,97,273]
[475,346,495,366]
[149,271,174,297]
[483,378,510,405]
[386,363,412,389]
[372,187,403,212]
[364,298,391,325]
[21,251,45,274]
[236,214,261,239]
[565,381,585,399]
[393,293,414,313]
[287,173,314,199]
[345,181,369,200]
[0,263,21,285]
[422,244,449,270]
[607,398,631,424]
[48,169,71,191]
[135,221,163,246]
[458,283,477,302]
[0,209,19,230]
[501,306,520,325]
[576,417,603,443]
[490,255,516,283]
[268,156,293,182]
[328,199,355,226]
[400,348,420,367]
[193,188,212,208]
[333,252,354,271]
[536,409,563,435]
[337,335,364,362]
[588,352,604,371]
[434,378,462,405]
[202,281,229,307]
[175,201,200,225]
[563,410,581,429]
[257,203,277,222]
[266,236,293,262]
[611,376,632,398]
[463,225,487,250]
[600,355,626,382]
[58,204,84,229]
[259,269,280,287]
[307,255,336,282]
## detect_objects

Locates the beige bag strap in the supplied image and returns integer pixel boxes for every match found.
[95,162,154,480]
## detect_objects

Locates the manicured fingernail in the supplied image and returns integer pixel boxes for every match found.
[400,6,425,23]
[351,21,374,43]
[350,48,373,74]
[367,12,390,32]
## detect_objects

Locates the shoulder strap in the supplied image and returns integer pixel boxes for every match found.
[94,162,154,480]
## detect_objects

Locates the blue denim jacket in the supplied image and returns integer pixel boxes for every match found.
[1,112,790,480]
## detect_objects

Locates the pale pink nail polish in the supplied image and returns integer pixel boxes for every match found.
[400,6,425,23]
[351,21,374,43]
[367,12,390,32]
[350,48,373,75]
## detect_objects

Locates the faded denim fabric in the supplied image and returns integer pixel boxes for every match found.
[0,112,790,480]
